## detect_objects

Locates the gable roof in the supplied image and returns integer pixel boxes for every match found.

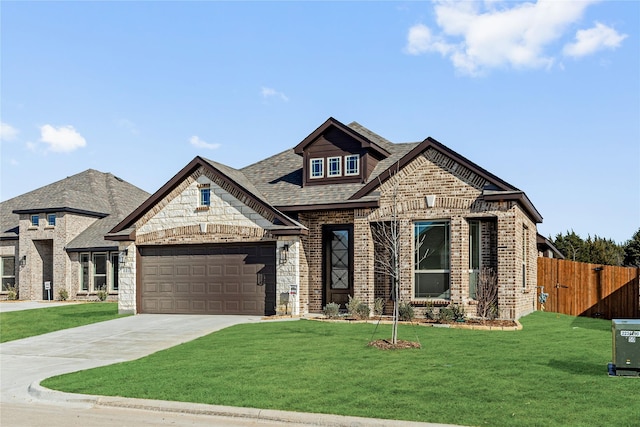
[293,117,391,158]
[243,122,542,222]
[0,169,150,247]
[109,118,542,238]
[108,156,306,238]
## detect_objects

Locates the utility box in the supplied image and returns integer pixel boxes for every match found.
[610,319,640,377]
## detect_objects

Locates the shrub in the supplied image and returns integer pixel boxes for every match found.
[346,296,370,320]
[96,290,108,302]
[58,288,69,301]
[439,303,466,322]
[424,301,437,320]
[373,298,385,316]
[398,302,415,321]
[323,302,341,319]
[6,285,17,301]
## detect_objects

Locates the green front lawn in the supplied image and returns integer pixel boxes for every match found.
[42,312,639,427]
[0,303,127,342]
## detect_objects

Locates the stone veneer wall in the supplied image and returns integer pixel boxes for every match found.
[119,166,280,314]
[275,238,300,315]
[117,242,137,314]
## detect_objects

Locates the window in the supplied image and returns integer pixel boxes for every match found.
[93,253,107,291]
[1,257,15,291]
[80,253,90,291]
[469,221,480,299]
[110,253,119,291]
[327,157,342,177]
[200,187,211,207]
[345,155,359,176]
[522,226,528,289]
[414,221,450,299]
[310,158,324,178]
[47,214,56,227]
[30,215,39,227]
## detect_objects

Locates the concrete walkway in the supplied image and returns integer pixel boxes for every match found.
[1,302,463,427]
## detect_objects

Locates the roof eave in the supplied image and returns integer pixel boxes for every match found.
[12,207,109,218]
[276,199,380,212]
[483,191,543,223]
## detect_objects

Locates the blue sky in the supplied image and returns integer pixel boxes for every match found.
[1,1,638,244]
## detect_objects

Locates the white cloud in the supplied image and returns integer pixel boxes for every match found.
[563,22,627,58]
[39,124,87,152]
[0,122,19,141]
[405,0,625,75]
[261,87,289,102]
[189,136,221,150]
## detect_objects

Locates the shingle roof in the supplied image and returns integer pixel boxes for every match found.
[240,123,419,208]
[1,169,149,248]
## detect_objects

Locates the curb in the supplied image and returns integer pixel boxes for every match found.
[29,381,464,427]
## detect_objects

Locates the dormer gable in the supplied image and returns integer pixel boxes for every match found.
[294,117,390,187]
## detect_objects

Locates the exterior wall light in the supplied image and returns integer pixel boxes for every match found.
[279,244,289,264]
[118,249,128,265]
[19,255,27,267]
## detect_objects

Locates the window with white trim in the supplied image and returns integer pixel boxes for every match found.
[31,215,39,227]
[1,257,15,291]
[414,221,450,299]
[327,156,342,177]
[93,253,107,292]
[80,253,90,291]
[110,253,119,291]
[345,155,359,176]
[200,187,211,207]
[310,158,324,178]
[47,214,56,227]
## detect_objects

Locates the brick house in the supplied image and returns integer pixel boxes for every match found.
[108,118,542,320]
[0,170,149,301]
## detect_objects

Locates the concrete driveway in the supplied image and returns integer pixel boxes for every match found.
[0,304,461,427]
[1,312,262,405]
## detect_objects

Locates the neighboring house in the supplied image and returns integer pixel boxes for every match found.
[108,117,543,320]
[536,234,565,259]
[0,170,149,301]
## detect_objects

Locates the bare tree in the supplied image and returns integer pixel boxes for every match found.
[476,267,498,320]
[371,163,428,345]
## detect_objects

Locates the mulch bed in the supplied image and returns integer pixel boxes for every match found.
[421,318,518,327]
[368,339,422,350]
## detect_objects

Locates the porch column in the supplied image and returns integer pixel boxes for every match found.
[496,212,517,320]
[354,209,374,312]
[117,242,137,315]
[276,237,300,316]
[449,216,469,304]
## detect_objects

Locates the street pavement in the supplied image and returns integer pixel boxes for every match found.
[0,302,463,427]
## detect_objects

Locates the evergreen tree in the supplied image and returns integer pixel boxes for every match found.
[553,230,585,261]
[553,230,625,266]
[623,228,640,267]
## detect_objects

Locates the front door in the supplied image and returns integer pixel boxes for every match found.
[323,225,353,308]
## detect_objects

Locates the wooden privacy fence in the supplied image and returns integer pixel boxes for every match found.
[537,258,640,319]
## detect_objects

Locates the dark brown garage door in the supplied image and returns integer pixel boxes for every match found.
[139,243,275,315]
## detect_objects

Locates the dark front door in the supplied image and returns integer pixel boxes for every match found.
[323,225,353,308]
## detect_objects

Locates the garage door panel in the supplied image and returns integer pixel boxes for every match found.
[191,283,205,293]
[175,283,189,293]
[140,243,275,315]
